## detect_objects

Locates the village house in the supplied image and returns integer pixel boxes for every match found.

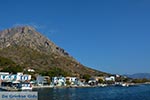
[51,77,66,86]
[105,76,115,81]
[93,76,105,82]
[0,72,32,89]
[88,77,98,85]
[77,79,86,86]
[36,75,45,86]
[0,72,31,82]
[27,69,35,72]
[0,72,31,86]
[36,75,50,86]
[66,77,78,85]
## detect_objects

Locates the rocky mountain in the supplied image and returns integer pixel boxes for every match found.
[0,26,108,77]
[125,73,150,79]
[0,26,69,56]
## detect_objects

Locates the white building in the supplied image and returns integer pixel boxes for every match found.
[66,77,78,85]
[105,76,115,81]
[17,74,31,81]
[36,75,48,86]
[0,72,31,82]
[52,77,66,86]
[0,72,9,75]
[27,69,35,72]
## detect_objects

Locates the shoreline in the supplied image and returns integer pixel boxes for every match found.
[32,82,150,89]
[1,83,150,91]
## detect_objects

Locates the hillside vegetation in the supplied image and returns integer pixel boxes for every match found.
[0,26,109,77]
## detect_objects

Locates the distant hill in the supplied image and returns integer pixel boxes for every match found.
[125,73,150,79]
[0,26,109,77]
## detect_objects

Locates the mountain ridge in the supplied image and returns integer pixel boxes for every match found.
[125,73,150,79]
[0,26,109,77]
[0,26,71,57]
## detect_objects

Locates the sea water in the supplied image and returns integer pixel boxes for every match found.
[9,84,150,100]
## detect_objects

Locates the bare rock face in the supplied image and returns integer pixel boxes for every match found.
[0,26,108,76]
[0,26,69,56]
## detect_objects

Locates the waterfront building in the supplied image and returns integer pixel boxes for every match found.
[88,77,98,85]
[36,75,50,86]
[51,77,66,86]
[105,76,115,81]
[36,75,45,86]
[0,72,31,82]
[66,77,78,85]
[0,72,9,75]
[92,76,105,82]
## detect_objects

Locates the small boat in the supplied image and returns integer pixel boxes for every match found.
[121,83,129,87]
[115,82,129,87]
[19,82,32,90]
[98,84,107,87]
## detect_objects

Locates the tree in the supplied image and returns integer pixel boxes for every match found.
[98,79,104,84]
[0,56,15,67]
[66,80,71,86]
[47,79,51,85]
[2,65,23,74]
[83,74,91,82]
[39,67,69,77]
[132,78,150,83]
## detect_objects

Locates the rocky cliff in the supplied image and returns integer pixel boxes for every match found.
[0,26,108,76]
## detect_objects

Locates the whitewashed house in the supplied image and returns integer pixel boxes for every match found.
[36,75,50,86]
[0,72,9,75]
[88,77,98,85]
[105,76,115,81]
[0,72,31,82]
[51,77,66,86]
[66,77,78,85]
[27,69,35,72]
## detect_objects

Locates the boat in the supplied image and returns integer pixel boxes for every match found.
[98,84,107,87]
[19,82,32,90]
[115,82,129,87]
[121,83,129,87]
[0,81,19,91]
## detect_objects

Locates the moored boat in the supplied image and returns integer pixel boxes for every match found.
[121,83,129,87]
[19,82,32,90]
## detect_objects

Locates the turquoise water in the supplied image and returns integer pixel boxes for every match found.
[34,84,150,100]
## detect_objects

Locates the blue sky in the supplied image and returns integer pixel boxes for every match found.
[0,0,150,74]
